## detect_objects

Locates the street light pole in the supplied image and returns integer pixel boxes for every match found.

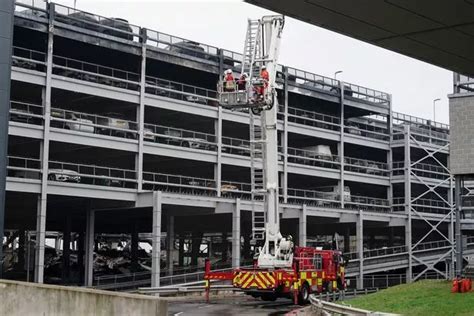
[433,98,441,122]
[334,70,343,80]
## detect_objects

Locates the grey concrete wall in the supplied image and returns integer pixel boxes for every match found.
[0,279,167,316]
[449,93,474,175]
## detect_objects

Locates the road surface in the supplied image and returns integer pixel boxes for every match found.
[167,294,307,316]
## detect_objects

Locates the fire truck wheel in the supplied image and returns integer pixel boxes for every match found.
[251,107,262,115]
[298,282,310,305]
[261,293,277,301]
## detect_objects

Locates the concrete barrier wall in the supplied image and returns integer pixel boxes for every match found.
[0,279,167,315]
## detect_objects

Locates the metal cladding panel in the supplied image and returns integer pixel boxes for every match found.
[449,94,474,175]
[0,0,14,278]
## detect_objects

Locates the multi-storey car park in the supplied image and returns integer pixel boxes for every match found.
[4,1,474,290]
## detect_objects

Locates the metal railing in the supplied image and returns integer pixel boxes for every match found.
[392,197,451,214]
[221,136,251,156]
[145,28,219,63]
[392,161,450,181]
[346,195,390,212]
[344,156,388,177]
[9,101,44,125]
[7,156,42,179]
[454,73,474,94]
[48,160,137,187]
[14,0,48,20]
[144,122,216,151]
[12,46,46,72]
[53,55,140,91]
[49,107,138,139]
[53,3,141,42]
[286,66,390,106]
[145,75,217,105]
[344,120,390,141]
[393,111,449,130]
[142,171,216,195]
[287,147,340,170]
[287,106,340,131]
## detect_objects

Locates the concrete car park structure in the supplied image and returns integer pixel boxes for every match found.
[3,1,471,290]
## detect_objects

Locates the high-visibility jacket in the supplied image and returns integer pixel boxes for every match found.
[260,69,269,87]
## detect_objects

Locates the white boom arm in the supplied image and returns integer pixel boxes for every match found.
[254,16,293,268]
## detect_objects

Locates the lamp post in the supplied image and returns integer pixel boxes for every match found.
[334,70,343,80]
[433,98,441,122]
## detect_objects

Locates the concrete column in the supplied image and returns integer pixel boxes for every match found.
[136,28,147,191]
[221,232,228,263]
[344,227,350,253]
[62,216,71,284]
[232,199,241,268]
[299,204,307,247]
[151,191,162,288]
[131,221,139,271]
[356,210,364,289]
[178,236,184,267]
[84,209,94,287]
[78,232,84,283]
[166,215,174,275]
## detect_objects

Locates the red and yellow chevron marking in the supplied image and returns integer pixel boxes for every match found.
[233,271,276,289]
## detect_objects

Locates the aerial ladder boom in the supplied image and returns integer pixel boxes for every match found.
[217,15,292,269]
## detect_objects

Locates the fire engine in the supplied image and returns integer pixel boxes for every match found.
[204,15,346,304]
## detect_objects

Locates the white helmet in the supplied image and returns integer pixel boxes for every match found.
[226,69,232,74]
[261,65,266,69]
[243,72,249,77]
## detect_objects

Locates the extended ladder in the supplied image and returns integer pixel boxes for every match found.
[241,19,261,79]
[250,112,266,242]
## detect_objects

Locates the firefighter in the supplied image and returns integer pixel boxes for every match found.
[223,69,235,92]
[257,65,269,99]
[237,72,248,91]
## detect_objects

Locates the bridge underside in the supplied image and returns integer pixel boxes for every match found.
[245,0,474,76]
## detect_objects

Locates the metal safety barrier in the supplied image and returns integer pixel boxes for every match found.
[309,294,396,316]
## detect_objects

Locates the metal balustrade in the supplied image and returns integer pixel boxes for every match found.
[287,147,340,170]
[49,107,138,139]
[286,66,390,106]
[9,101,44,125]
[144,123,216,151]
[345,237,469,261]
[221,136,251,156]
[392,161,450,180]
[54,3,141,42]
[346,195,390,212]
[7,156,137,188]
[145,29,220,63]
[287,106,340,131]
[142,172,217,195]
[344,120,390,141]
[145,76,218,106]
[344,156,388,177]
[393,111,449,131]
[391,125,449,146]
[48,160,137,187]
[52,55,141,91]
[392,197,451,214]
[285,188,342,208]
[7,156,42,179]
[454,73,474,94]
[12,46,46,72]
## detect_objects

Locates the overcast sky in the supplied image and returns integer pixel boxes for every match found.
[52,0,453,124]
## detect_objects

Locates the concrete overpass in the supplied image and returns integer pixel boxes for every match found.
[245,0,474,76]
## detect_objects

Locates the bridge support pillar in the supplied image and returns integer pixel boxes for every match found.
[131,221,139,271]
[166,215,174,275]
[356,210,364,289]
[84,208,94,287]
[232,199,241,268]
[299,204,307,247]
[151,191,162,288]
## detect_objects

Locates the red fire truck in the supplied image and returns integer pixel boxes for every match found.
[204,247,345,304]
